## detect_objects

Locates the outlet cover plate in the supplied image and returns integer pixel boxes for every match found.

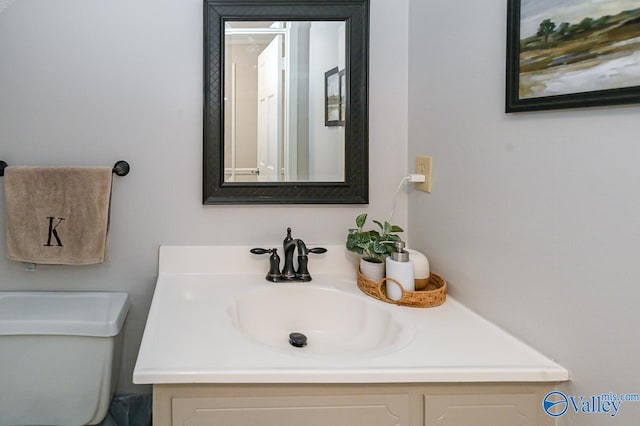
[415,156,432,193]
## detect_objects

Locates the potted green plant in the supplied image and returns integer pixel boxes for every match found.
[346,213,404,281]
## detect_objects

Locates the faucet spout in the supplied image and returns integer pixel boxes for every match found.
[282,228,297,279]
[296,239,308,256]
[295,239,311,281]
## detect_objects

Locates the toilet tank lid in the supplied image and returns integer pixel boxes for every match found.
[0,292,130,337]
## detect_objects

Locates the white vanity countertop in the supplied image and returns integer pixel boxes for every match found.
[133,245,569,384]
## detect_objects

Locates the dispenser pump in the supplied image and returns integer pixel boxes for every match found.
[390,241,410,262]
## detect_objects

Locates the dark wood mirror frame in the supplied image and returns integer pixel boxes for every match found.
[203,0,369,204]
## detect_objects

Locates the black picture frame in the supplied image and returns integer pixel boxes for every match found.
[325,67,341,127]
[339,68,346,125]
[506,0,640,113]
[203,0,369,204]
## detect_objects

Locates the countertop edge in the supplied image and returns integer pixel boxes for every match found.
[134,367,570,385]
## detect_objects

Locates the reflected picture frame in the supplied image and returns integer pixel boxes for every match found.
[506,0,640,112]
[325,67,340,127]
[339,68,346,125]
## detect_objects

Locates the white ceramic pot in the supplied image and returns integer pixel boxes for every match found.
[359,258,385,282]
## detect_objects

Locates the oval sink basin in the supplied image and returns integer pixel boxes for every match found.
[228,285,415,356]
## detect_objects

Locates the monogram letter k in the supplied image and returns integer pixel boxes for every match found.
[44,217,65,247]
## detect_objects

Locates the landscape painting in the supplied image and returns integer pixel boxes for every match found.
[506,0,640,112]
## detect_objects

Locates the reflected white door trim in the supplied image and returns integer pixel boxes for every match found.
[230,63,237,181]
[283,25,296,181]
[257,34,283,182]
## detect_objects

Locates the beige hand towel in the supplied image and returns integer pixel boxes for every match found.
[4,166,113,265]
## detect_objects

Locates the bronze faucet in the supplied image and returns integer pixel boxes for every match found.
[250,228,326,282]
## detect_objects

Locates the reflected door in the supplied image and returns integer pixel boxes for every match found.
[257,34,283,182]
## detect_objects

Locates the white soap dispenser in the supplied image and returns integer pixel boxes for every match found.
[385,241,414,301]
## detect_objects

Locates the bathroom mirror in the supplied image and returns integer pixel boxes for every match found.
[203,0,369,204]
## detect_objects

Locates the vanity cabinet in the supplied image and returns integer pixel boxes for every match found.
[171,394,409,426]
[154,383,555,426]
[423,385,551,426]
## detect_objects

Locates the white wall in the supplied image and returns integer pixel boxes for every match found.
[308,21,346,181]
[0,0,409,394]
[408,1,640,425]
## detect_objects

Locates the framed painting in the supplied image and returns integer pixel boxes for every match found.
[325,67,341,126]
[506,0,640,112]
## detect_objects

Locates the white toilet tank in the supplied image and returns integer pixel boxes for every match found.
[0,291,130,426]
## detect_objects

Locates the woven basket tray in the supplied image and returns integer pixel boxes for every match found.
[357,268,447,308]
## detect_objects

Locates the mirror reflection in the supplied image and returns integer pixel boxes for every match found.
[224,21,346,182]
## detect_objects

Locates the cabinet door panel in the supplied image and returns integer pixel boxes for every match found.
[174,394,410,426]
[424,393,538,426]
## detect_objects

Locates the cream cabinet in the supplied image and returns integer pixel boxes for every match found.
[172,394,410,426]
[423,385,554,426]
[153,383,555,426]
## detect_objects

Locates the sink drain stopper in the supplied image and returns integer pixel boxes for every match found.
[289,332,307,348]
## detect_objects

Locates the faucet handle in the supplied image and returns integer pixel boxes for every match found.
[308,247,327,254]
[250,247,273,255]
[294,246,327,282]
[294,241,327,256]
[250,248,282,282]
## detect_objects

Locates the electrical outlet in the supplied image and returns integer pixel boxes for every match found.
[415,156,432,193]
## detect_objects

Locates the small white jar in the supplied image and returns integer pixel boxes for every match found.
[406,248,430,280]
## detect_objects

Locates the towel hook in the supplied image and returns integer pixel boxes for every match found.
[0,160,130,177]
